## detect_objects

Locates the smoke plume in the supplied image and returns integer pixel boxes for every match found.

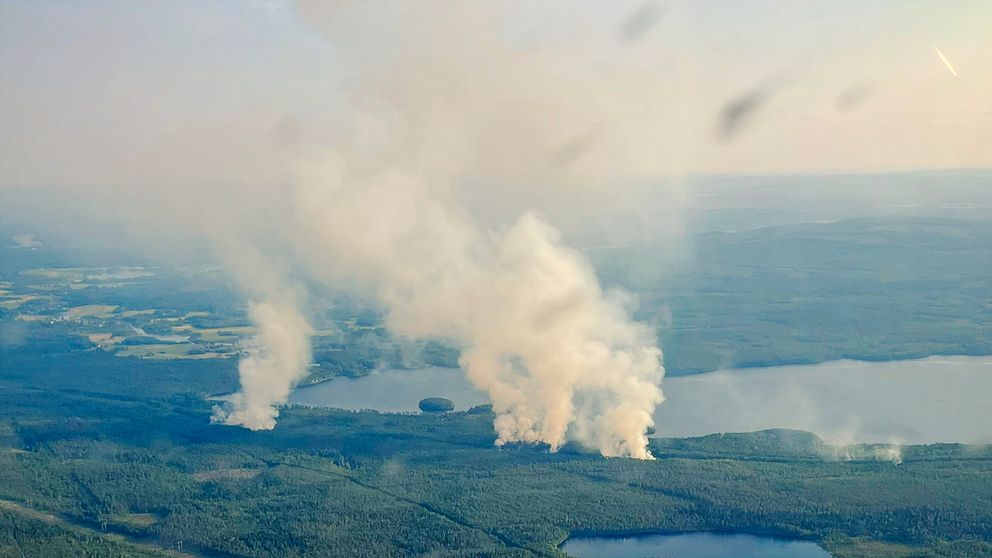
[3,0,989,457]
[212,297,312,430]
[291,160,665,455]
[209,1,674,457]
[209,227,314,430]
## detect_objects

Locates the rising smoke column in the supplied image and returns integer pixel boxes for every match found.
[433,214,663,458]
[209,230,314,431]
[290,157,665,458]
[219,1,673,457]
[211,297,312,430]
[454,214,664,457]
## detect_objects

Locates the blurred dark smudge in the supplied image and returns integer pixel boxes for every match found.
[269,114,304,151]
[618,1,665,44]
[550,125,604,167]
[716,79,779,142]
[836,84,871,112]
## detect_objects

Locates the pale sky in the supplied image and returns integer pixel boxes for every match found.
[0,0,989,193]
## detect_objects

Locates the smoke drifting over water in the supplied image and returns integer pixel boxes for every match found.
[209,1,675,457]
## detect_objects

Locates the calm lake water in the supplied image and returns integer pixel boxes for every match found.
[560,532,830,558]
[288,355,992,444]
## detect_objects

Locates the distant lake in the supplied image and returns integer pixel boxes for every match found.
[288,356,992,445]
[560,532,830,558]
[291,366,486,413]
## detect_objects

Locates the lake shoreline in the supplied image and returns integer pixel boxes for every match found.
[204,352,992,399]
[280,354,991,446]
[663,349,992,377]
[558,527,820,545]
[559,529,831,558]
[286,352,991,397]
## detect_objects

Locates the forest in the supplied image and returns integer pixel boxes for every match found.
[1,380,990,558]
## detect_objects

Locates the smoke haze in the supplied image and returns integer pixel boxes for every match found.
[2,0,990,457]
[250,1,678,457]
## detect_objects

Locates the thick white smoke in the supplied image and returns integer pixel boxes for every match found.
[290,157,664,456]
[212,297,312,430]
[216,1,676,457]
[208,229,315,430]
[459,216,664,457]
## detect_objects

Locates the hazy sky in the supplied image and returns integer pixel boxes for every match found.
[1,0,989,194]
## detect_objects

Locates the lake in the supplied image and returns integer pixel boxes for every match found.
[560,532,830,558]
[289,355,992,444]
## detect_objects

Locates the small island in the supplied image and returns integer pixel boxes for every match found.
[418,397,454,413]
[467,403,493,414]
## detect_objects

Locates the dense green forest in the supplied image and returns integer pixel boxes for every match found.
[0,505,173,558]
[1,380,990,558]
